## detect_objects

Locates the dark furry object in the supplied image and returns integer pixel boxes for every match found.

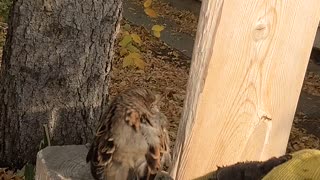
[154,154,292,180]
[206,154,292,180]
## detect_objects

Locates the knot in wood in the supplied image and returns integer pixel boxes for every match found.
[258,109,272,121]
[253,22,269,41]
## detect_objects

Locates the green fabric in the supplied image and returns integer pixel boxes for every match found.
[262,149,320,180]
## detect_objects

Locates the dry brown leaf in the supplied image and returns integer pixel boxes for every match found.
[0,168,23,180]
[172,51,179,58]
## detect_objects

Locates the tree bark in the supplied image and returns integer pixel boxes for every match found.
[0,0,122,167]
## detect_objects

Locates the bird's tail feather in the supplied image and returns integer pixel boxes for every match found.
[86,145,106,180]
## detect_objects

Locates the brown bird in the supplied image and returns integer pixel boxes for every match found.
[86,87,171,180]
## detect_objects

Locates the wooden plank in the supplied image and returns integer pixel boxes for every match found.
[169,0,320,179]
[35,145,94,180]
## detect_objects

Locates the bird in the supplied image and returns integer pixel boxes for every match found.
[86,87,171,180]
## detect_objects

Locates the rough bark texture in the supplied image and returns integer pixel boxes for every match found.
[0,0,122,167]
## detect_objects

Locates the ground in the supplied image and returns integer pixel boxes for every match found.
[0,0,320,178]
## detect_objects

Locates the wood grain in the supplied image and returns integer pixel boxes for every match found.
[169,0,320,179]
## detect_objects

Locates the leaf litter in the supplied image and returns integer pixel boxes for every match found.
[303,72,320,96]
[287,112,320,153]
[110,18,190,146]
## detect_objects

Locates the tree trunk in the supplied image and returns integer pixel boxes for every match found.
[0,0,122,168]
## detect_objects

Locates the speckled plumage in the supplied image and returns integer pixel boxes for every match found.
[86,88,171,180]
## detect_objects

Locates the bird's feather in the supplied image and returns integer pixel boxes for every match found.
[86,87,171,180]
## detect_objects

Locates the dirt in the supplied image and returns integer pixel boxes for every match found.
[287,112,320,153]
[303,72,320,96]
[110,19,190,145]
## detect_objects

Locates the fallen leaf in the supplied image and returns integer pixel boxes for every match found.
[172,51,179,58]
[133,56,146,70]
[122,52,145,70]
[123,55,135,68]
[0,168,23,180]
[127,43,140,53]
[123,31,130,35]
[5,170,13,176]
[131,33,142,46]
[144,8,158,18]
[119,35,132,47]
[123,52,142,64]
[160,45,167,49]
[130,52,142,59]
[152,25,165,32]
[123,24,131,31]
[120,48,128,56]
[144,0,153,8]
[152,30,161,38]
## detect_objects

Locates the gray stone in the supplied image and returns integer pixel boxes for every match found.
[35,145,94,180]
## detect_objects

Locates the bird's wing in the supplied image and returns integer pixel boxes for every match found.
[86,104,118,180]
[87,99,145,180]
[146,145,162,174]
[160,128,171,168]
[142,127,171,180]
[144,114,172,178]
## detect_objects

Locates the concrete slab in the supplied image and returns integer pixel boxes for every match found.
[35,145,94,180]
[160,0,201,15]
[123,0,199,58]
